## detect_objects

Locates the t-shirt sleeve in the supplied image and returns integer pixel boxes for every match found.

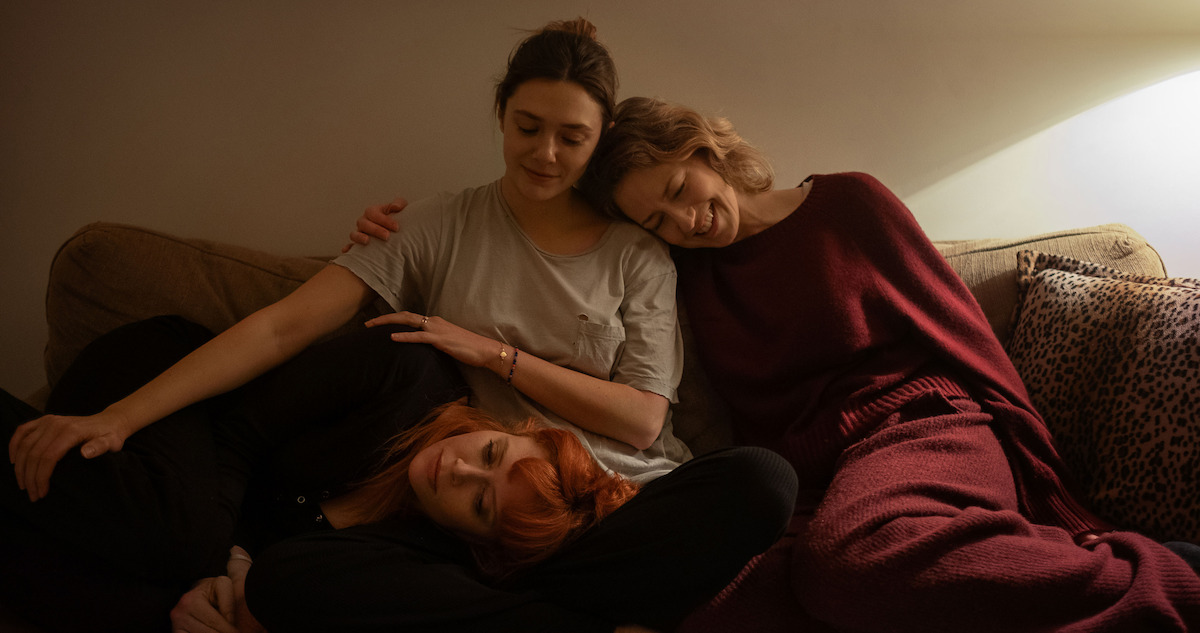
[612,235,683,403]
[331,194,450,314]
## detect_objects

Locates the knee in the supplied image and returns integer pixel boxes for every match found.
[704,447,798,546]
[792,515,892,626]
[792,511,960,627]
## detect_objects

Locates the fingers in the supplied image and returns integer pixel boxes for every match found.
[341,232,370,254]
[9,414,120,502]
[10,416,78,502]
[80,435,114,459]
[8,419,32,467]
[342,199,403,253]
[213,576,236,623]
[364,311,430,329]
[225,545,252,581]
[355,213,393,240]
[170,577,239,633]
[383,196,408,219]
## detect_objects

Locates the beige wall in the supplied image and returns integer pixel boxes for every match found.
[4,0,1200,398]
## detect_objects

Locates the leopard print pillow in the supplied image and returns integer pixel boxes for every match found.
[1007,250,1199,543]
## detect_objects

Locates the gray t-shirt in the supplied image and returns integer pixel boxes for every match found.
[334,181,689,482]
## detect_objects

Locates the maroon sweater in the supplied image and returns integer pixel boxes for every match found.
[674,172,1200,630]
[674,172,1101,532]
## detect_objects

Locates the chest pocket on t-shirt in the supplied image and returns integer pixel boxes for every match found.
[570,314,626,379]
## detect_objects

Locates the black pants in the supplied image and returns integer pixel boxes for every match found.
[3,317,797,632]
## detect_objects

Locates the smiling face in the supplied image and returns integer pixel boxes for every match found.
[613,152,742,248]
[408,430,549,541]
[499,78,605,207]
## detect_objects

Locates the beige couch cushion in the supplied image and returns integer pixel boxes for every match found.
[44,223,346,386]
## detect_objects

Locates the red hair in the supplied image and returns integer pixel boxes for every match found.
[348,402,639,578]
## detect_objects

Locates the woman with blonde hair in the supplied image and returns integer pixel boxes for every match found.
[573,95,1200,632]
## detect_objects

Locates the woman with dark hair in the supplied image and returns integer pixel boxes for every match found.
[12,17,681,501]
[5,19,795,633]
[571,95,1200,632]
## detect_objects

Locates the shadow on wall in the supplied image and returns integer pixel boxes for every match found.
[908,69,1200,279]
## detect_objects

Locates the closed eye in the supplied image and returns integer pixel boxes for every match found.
[482,439,496,466]
[672,179,686,200]
[641,213,664,233]
[474,487,487,518]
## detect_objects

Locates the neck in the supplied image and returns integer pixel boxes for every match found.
[500,175,575,220]
[319,489,366,530]
[733,183,811,243]
[499,177,610,254]
[320,474,416,530]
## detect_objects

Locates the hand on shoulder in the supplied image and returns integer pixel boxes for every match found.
[341,197,406,253]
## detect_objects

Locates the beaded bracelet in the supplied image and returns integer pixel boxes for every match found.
[507,347,519,384]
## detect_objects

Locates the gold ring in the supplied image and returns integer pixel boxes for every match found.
[420,316,429,327]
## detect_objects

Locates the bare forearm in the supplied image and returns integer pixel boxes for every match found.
[105,264,371,437]
[10,265,370,502]
[378,312,670,450]
[102,309,308,435]
[496,347,668,450]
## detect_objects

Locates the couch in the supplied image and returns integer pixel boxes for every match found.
[6,220,1197,630]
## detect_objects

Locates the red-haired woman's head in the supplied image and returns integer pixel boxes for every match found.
[350,402,639,578]
[473,423,638,577]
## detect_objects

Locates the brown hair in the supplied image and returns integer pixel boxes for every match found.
[579,96,775,221]
[350,402,639,578]
[494,18,618,128]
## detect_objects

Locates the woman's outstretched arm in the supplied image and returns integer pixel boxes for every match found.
[9,264,375,501]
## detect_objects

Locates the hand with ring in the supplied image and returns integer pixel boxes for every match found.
[366,311,501,370]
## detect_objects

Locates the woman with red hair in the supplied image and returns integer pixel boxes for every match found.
[171,401,639,632]
[3,316,636,633]
[338,401,639,578]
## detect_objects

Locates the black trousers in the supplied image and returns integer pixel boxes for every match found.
[2,317,797,633]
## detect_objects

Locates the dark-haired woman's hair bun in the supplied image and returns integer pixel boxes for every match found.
[494,17,617,128]
[541,17,599,41]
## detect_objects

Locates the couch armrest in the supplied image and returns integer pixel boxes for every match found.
[43,222,347,388]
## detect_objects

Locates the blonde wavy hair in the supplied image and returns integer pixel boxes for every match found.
[579,96,774,221]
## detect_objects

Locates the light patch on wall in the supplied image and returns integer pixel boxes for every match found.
[909,69,1200,278]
